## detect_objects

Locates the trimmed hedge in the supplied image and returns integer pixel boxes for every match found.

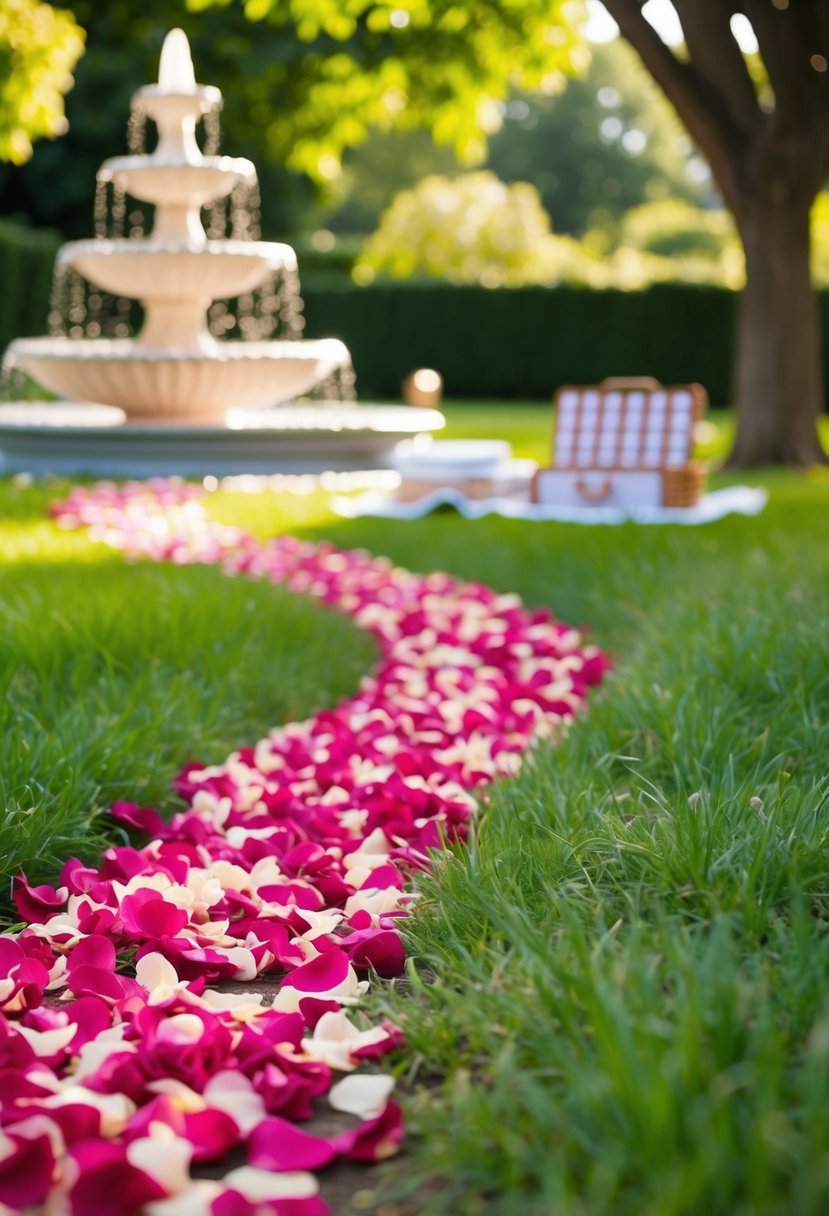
[0,220,61,354]
[302,278,740,403]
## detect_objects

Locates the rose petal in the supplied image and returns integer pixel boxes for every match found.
[247,1118,336,1172]
[328,1074,395,1119]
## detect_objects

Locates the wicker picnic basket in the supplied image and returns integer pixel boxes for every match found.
[661,461,707,508]
[533,377,709,510]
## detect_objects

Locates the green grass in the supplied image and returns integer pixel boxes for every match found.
[361,499,829,1216]
[0,478,375,907]
[3,408,829,1212]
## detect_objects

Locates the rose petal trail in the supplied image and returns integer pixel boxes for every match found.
[0,480,609,1216]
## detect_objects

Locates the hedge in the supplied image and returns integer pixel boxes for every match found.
[4,218,829,406]
[0,220,61,355]
[302,277,740,402]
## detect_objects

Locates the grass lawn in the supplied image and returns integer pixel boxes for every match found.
[3,404,829,1214]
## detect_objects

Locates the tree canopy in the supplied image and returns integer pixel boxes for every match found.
[189,0,588,177]
[356,170,561,286]
[0,0,586,238]
[0,0,319,238]
[328,39,703,238]
[486,38,704,235]
[0,0,84,164]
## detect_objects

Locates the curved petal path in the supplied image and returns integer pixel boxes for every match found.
[0,481,608,1216]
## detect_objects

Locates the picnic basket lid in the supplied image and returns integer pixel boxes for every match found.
[553,377,707,471]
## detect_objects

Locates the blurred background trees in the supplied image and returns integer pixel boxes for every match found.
[326,39,704,237]
[0,0,84,165]
[0,5,742,293]
[0,0,317,238]
[355,171,563,287]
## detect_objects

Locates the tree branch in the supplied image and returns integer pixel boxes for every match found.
[743,0,829,119]
[601,0,740,206]
[741,0,829,188]
[672,0,760,137]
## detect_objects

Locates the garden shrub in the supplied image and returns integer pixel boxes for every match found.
[616,199,737,261]
[355,171,565,287]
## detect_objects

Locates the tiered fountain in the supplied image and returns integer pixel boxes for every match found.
[0,30,443,476]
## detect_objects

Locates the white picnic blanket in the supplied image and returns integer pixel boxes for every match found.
[331,484,768,525]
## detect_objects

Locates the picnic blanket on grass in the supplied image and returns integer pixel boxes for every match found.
[331,484,769,524]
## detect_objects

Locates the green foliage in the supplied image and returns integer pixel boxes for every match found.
[618,199,735,260]
[191,0,587,179]
[353,185,745,291]
[586,199,745,289]
[0,1,321,239]
[324,41,703,239]
[0,0,84,164]
[356,171,563,287]
[324,127,458,235]
[486,38,705,235]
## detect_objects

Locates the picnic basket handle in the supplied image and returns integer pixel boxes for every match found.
[599,377,661,390]
[575,476,614,502]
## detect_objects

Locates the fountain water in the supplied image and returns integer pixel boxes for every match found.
[0,30,443,475]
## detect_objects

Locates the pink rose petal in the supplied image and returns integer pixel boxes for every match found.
[248,1118,336,1172]
[67,1141,167,1216]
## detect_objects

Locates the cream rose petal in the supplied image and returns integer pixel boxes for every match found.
[126,1126,193,1195]
[145,1181,222,1216]
[328,1073,396,1119]
[13,1023,77,1058]
[221,1167,319,1201]
[202,1072,267,1136]
[136,951,180,992]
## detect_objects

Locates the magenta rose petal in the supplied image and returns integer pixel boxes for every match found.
[0,1131,56,1208]
[67,1141,168,1216]
[248,1118,337,1171]
[280,950,351,994]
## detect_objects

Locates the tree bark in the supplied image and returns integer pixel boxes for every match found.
[729,191,826,467]
[602,0,829,467]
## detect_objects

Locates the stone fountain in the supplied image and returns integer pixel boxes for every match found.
[0,30,442,475]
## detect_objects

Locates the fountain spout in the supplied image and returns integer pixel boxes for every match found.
[133,29,220,166]
[158,29,197,93]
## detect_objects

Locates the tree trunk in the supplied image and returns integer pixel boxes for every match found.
[729,192,826,466]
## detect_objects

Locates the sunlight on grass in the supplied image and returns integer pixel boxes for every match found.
[207,484,337,538]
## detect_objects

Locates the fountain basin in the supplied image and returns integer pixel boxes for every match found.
[9,337,349,423]
[0,401,446,476]
[63,240,296,302]
[100,156,255,208]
